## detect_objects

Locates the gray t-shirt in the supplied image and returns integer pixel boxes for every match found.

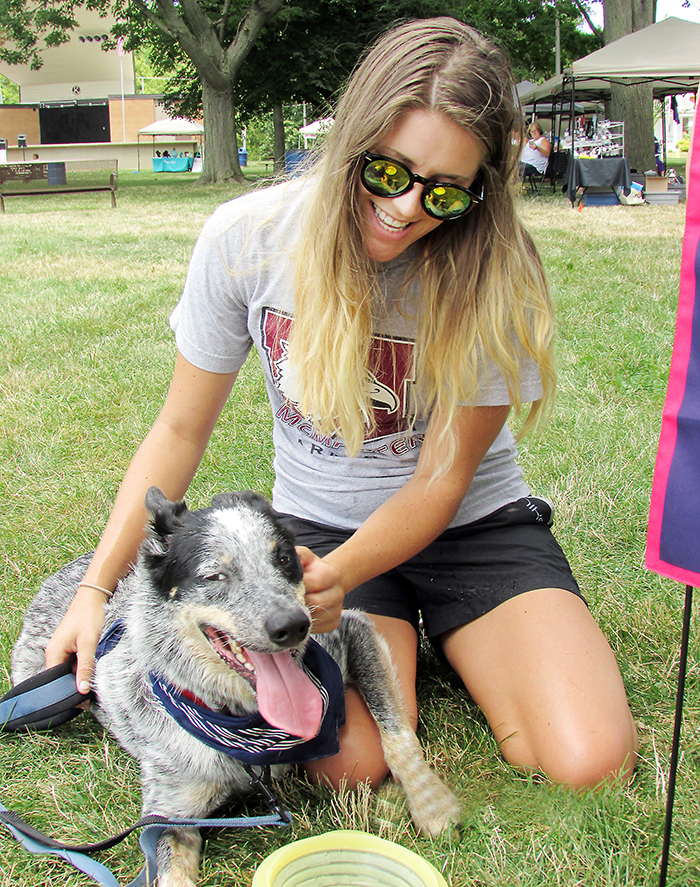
[170,180,542,530]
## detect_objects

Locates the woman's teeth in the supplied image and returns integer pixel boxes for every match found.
[373,203,410,231]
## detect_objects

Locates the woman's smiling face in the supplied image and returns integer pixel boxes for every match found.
[357,108,485,263]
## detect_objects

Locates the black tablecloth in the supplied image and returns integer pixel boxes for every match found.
[564,156,632,203]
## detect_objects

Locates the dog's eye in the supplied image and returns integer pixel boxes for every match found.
[205,572,228,582]
[278,555,292,567]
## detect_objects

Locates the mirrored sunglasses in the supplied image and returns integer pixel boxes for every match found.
[360,152,483,220]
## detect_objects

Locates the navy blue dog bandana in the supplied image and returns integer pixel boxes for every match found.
[96,621,345,766]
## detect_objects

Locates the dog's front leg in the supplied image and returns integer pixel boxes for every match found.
[139,759,237,887]
[334,613,462,836]
[155,827,202,887]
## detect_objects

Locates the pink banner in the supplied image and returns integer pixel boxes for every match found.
[646,95,700,586]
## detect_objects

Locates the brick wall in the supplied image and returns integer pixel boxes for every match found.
[0,106,41,147]
[108,96,159,142]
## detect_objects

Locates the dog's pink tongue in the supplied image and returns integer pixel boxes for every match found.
[246,650,323,740]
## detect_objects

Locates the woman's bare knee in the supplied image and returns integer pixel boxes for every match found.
[302,685,390,791]
[440,590,639,790]
[499,712,639,789]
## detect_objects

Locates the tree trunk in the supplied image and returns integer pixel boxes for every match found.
[148,0,286,184]
[200,78,243,183]
[273,103,286,175]
[602,0,657,173]
[607,82,654,172]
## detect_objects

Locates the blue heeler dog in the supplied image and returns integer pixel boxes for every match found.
[12,488,461,886]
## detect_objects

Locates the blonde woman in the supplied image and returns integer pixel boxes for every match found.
[46,18,637,790]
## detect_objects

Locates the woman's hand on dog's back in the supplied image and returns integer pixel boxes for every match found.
[297,546,345,633]
[45,585,106,694]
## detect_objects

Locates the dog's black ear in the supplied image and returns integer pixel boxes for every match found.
[142,488,190,594]
[145,486,189,541]
[210,490,272,514]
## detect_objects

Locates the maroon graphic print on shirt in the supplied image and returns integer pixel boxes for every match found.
[260,307,417,444]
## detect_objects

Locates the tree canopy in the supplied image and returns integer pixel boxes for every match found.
[0,0,599,177]
[0,0,86,68]
[145,0,598,161]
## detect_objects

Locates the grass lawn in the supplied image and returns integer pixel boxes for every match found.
[1,170,698,886]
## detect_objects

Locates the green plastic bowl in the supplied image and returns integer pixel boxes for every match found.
[252,829,449,887]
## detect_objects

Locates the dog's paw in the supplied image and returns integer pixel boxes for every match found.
[158,873,199,887]
[407,773,462,837]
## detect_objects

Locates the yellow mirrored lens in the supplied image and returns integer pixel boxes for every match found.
[425,186,470,218]
[365,159,410,195]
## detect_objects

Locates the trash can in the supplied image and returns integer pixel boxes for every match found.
[238,149,248,167]
[47,162,67,186]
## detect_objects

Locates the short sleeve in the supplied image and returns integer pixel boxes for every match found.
[169,202,260,373]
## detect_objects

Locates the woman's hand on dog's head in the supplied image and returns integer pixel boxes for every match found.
[296,546,345,634]
[45,586,106,694]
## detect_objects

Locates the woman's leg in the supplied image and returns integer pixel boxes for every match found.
[303,614,419,790]
[439,587,638,788]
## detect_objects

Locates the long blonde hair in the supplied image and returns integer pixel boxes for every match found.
[288,18,555,463]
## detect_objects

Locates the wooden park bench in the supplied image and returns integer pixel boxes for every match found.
[0,159,118,211]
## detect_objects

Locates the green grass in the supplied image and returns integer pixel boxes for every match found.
[1,178,699,886]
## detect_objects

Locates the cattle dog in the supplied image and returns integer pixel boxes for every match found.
[12,488,460,886]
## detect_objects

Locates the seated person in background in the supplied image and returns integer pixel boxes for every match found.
[520,121,551,178]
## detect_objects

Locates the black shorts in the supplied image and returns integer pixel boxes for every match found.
[277,497,583,638]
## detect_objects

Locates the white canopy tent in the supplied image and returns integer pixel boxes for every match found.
[298,117,334,136]
[572,16,700,83]
[520,17,700,108]
[518,18,700,163]
[137,118,204,171]
[298,117,334,148]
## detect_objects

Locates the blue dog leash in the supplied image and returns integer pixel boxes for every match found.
[0,799,125,887]
[0,661,298,886]
[0,755,291,887]
[0,798,290,887]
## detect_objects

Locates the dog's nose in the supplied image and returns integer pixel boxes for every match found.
[265,607,311,648]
